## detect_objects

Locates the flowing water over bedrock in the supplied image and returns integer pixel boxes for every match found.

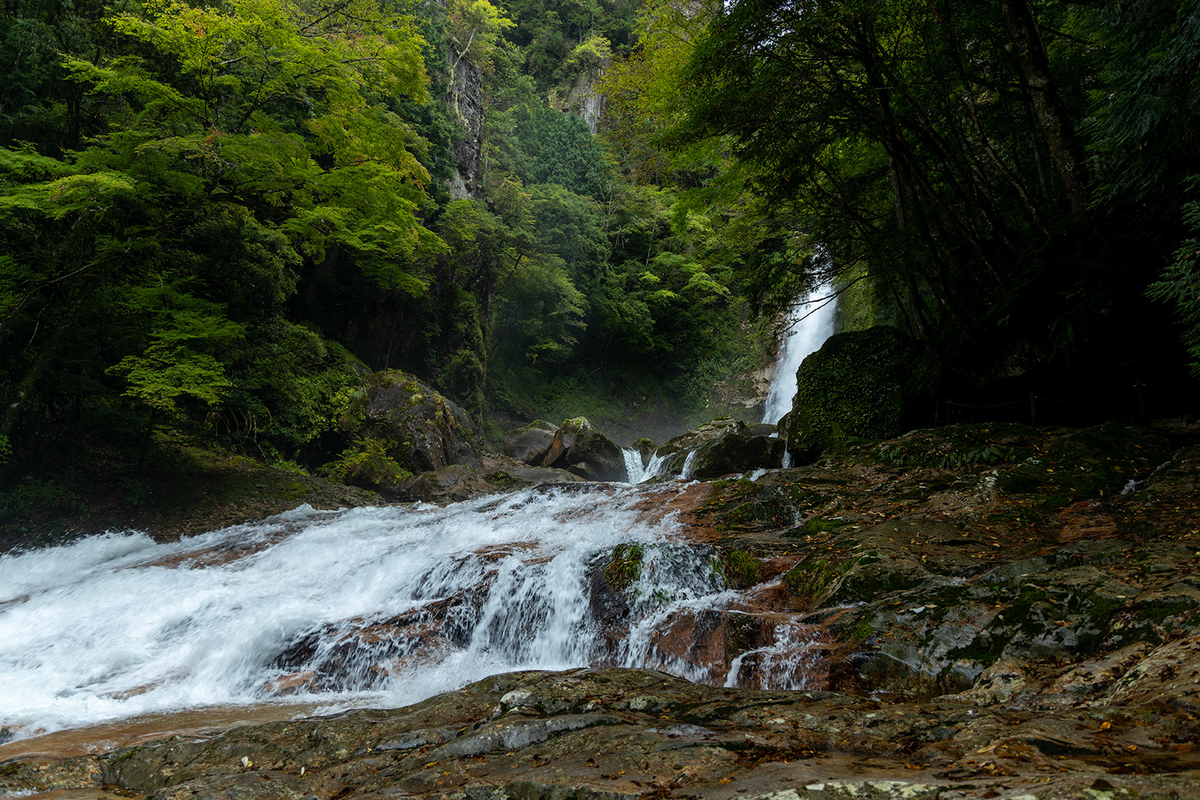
[0,481,823,746]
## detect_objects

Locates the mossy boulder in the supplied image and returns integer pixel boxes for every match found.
[656,417,745,457]
[781,326,924,463]
[688,432,786,480]
[502,419,558,465]
[632,437,658,463]
[338,371,484,494]
[653,418,784,479]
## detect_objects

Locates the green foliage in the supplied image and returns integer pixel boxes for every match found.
[0,0,443,470]
[511,109,613,196]
[562,33,612,81]
[655,0,1200,394]
[1148,180,1200,376]
[106,289,246,415]
[1085,1,1200,202]
[447,0,515,74]
[490,253,586,367]
[325,436,413,489]
[604,542,644,591]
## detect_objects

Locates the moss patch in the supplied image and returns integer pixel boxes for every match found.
[604,544,645,591]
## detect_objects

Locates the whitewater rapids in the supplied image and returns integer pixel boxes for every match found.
[0,483,740,743]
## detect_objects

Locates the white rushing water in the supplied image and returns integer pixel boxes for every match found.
[621,448,670,484]
[762,282,838,425]
[0,484,743,743]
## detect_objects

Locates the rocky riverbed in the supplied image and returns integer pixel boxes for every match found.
[2,419,1199,799]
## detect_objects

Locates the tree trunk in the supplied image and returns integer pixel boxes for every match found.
[1000,0,1090,221]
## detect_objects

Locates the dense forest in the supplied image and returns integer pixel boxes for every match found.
[2,0,1199,508]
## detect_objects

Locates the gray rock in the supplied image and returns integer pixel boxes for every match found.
[688,432,786,480]
[396,459,581,505]
[656,417,747,457]
[360,370,484,473]
[542,419,628,482]
[502,420,558,465]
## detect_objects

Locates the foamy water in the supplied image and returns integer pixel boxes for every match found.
[0,485,731,742]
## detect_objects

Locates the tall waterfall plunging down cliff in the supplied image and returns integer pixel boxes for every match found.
[761,283,838,425]
[0,484,815,744]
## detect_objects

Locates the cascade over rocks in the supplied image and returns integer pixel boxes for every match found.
[5,421,1200,798]
[654,417,785,479]
[780,326,926,463]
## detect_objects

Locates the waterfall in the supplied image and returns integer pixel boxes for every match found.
[679,450,699,480]
[0,485,816,743]
[761,282,838,425]
[621,448,669,484]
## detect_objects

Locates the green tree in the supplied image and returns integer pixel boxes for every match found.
[0,0,439,463]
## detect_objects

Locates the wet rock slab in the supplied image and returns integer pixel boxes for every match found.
[3,666,1200,799]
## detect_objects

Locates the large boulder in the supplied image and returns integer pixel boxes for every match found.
[687,431,786,480]
[361,370,484,473]
[780,326,923,463]
[502,419,558,465]
[542,418,628,482]
[334,371,486,494]
[657,416,745,457]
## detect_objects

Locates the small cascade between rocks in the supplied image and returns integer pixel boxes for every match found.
[0,484,824,744]
[679,450,699,480]
[724,621,828,690]
[762,282,838,426]
[621,448,669,484]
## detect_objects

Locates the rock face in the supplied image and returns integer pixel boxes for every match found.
[781,326,923,462]
[549,69,606,134]
[7,664,1200,800]
[448,57,485,199]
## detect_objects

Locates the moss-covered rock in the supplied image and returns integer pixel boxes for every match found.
[689,432,786,480]
[656,417,746,458]
[502,420,558,465]
[345,371,484,490]
[632,437,658,463]
[650,418,783,479]
[781,326,924,462]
